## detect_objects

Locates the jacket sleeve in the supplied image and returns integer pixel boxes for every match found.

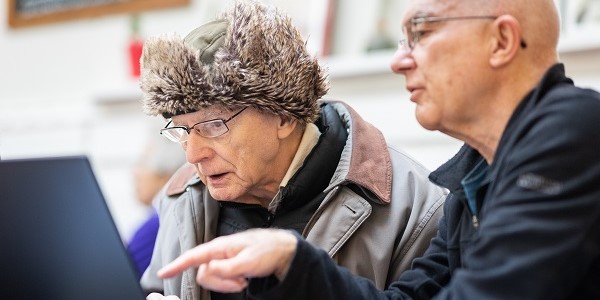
[140,191,191,297]
[140,192,169,294]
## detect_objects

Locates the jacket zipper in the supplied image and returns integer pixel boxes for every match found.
[472,215,479,228]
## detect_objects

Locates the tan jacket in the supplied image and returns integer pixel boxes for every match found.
[141,101,447,299]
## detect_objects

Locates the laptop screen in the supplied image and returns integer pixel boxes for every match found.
[0,156,146,300]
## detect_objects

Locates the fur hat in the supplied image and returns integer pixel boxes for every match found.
[140,0,329,123]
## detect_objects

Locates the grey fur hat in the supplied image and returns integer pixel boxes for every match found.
[140,0,329,123]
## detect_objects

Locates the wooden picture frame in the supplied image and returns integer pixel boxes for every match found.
[7,0,190,29]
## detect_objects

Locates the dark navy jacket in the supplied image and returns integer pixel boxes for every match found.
[249,64,600,299]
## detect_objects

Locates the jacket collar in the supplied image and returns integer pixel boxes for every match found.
[429,143,484,192]
[489,63,572,175]
[165,163,199,196]
[271,102,348,214]
[324,101,393,204]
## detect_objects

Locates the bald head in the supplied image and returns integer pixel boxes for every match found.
[463,0,560,65]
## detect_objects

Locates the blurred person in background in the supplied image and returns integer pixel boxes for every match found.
[127,133,186,279]
[138,0,447,299]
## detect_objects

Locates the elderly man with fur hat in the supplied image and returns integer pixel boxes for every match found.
[139,1,446,299]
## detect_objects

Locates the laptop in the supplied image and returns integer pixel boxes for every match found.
[0,156,147,300]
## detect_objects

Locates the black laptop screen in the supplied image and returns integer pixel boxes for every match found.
[0,156,146,300]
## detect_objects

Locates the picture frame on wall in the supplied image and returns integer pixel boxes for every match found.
[7,0,190,29]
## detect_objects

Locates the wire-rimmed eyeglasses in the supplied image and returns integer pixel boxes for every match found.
[160,107,248,143]
[399,15,527,51]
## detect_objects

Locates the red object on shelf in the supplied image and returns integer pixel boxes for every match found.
[128,38,144,78]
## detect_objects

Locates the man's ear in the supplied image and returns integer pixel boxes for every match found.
[489,15,523,67]
[277,116,299,139]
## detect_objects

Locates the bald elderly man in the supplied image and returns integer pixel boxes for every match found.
[154,0,600,299]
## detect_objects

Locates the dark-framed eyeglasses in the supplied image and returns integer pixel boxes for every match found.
[399,15,527,51]
[160,107,248,143]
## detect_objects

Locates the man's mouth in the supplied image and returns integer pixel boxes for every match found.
[408,87,423,102]
[208,173,228,181]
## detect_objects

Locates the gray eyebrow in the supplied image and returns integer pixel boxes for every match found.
[172,109,231,127]
[404,11,432,27]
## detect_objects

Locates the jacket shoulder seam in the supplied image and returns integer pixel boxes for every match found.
[399,194,445,258]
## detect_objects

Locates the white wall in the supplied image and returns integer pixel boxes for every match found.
[1,0,599,239]
[0,0,240,240]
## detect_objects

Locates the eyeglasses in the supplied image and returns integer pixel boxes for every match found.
[160,107,248,143]
[399,15,527,51]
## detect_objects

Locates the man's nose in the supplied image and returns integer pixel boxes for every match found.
[184,132,214,164]
[389,46,415,74]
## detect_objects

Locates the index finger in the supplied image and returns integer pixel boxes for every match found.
[158,241,228,278]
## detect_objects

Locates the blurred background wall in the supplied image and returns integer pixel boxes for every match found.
[1,0,599,240]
